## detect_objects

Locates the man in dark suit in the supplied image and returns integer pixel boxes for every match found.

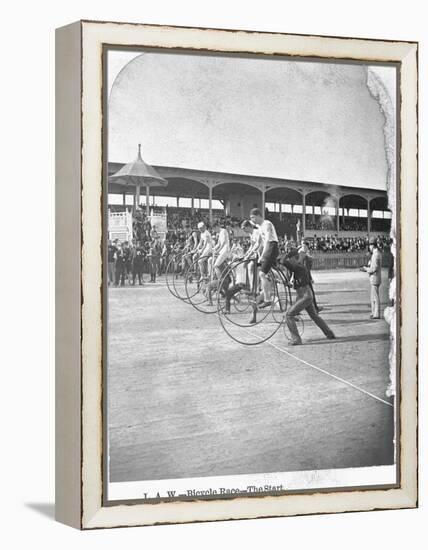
[360,237,382,319]
[115,241,131,286]
[107,239,118,285]
[132,242,146,285]
[279,248,335,345]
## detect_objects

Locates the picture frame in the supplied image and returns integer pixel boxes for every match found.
[55,20,418,529]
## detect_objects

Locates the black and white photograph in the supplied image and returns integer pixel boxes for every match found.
[104,48,399,502]
[2,0,424,543]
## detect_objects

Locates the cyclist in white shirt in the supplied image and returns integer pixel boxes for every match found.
[205,222,232,302]
[189,228,200,251]
[182,227,199,270]
[196,221,212,277]
[241,220,263,292]
[223,220,260,317]
[249,208,279,307]
[243,221,263,260]
[212,222,231,279]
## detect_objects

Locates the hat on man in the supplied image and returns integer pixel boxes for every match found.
[369,237,378,246]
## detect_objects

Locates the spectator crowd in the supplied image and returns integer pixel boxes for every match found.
[108,229,167,286]
[108,206,392,287]
[301,235,392,253]
[166,207,243,233]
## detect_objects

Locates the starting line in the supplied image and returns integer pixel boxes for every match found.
[244,329,394,408]
[267,340,394,407]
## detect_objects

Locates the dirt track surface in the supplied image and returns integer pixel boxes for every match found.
[107,269,394,483]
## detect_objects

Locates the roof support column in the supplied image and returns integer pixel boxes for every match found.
[336,198,340,233]
[367,198,371,237]
[209,186,213,225]
[136,184,140,210]
[302,192,306,238]
[199,177,221,226]
[261,186,266,215]
[146,187,150,216]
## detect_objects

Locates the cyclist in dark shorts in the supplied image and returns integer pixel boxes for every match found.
[249,208,279,308]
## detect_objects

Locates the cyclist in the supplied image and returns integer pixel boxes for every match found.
[195,221,213,279]
[249,208,279,308]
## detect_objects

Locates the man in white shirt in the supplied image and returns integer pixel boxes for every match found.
[243,220,263,261]
[196,221,212,278]
[182,227,199,271]
[204,222,232,304]
[360,237,382,319]
[241,219,263,293]
[249,208,279,307]
[223,220,257,316]
[212,222,231,279]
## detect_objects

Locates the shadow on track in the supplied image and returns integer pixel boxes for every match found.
[302,332,388,346]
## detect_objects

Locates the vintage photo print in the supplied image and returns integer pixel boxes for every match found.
[103,47,399,504]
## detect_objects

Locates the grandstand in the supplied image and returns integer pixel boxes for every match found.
[108,162,391,242]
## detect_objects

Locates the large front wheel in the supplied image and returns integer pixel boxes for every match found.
[165,253,182,299]
[184,255,225,314]
[216,258,283,345]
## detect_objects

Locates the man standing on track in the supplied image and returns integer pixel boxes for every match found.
[279,248,335,346]
[114,241,130,287]
[131,241,146,285]
[298,240,321,312]
[360,236,382,319]
[249,208,279,308]
[148,241,160,283]
[107,239,118,285]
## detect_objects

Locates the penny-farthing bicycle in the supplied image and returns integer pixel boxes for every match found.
[165,248,182,298]
[166,248,194,301]
[184,253,231,314]
[216,257,303,345]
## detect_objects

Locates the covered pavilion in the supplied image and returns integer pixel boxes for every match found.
[108,162,391,238]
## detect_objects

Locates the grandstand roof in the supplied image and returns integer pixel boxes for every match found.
[108,162,388,207]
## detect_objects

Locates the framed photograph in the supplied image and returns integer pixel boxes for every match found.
[55,20,418,529]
